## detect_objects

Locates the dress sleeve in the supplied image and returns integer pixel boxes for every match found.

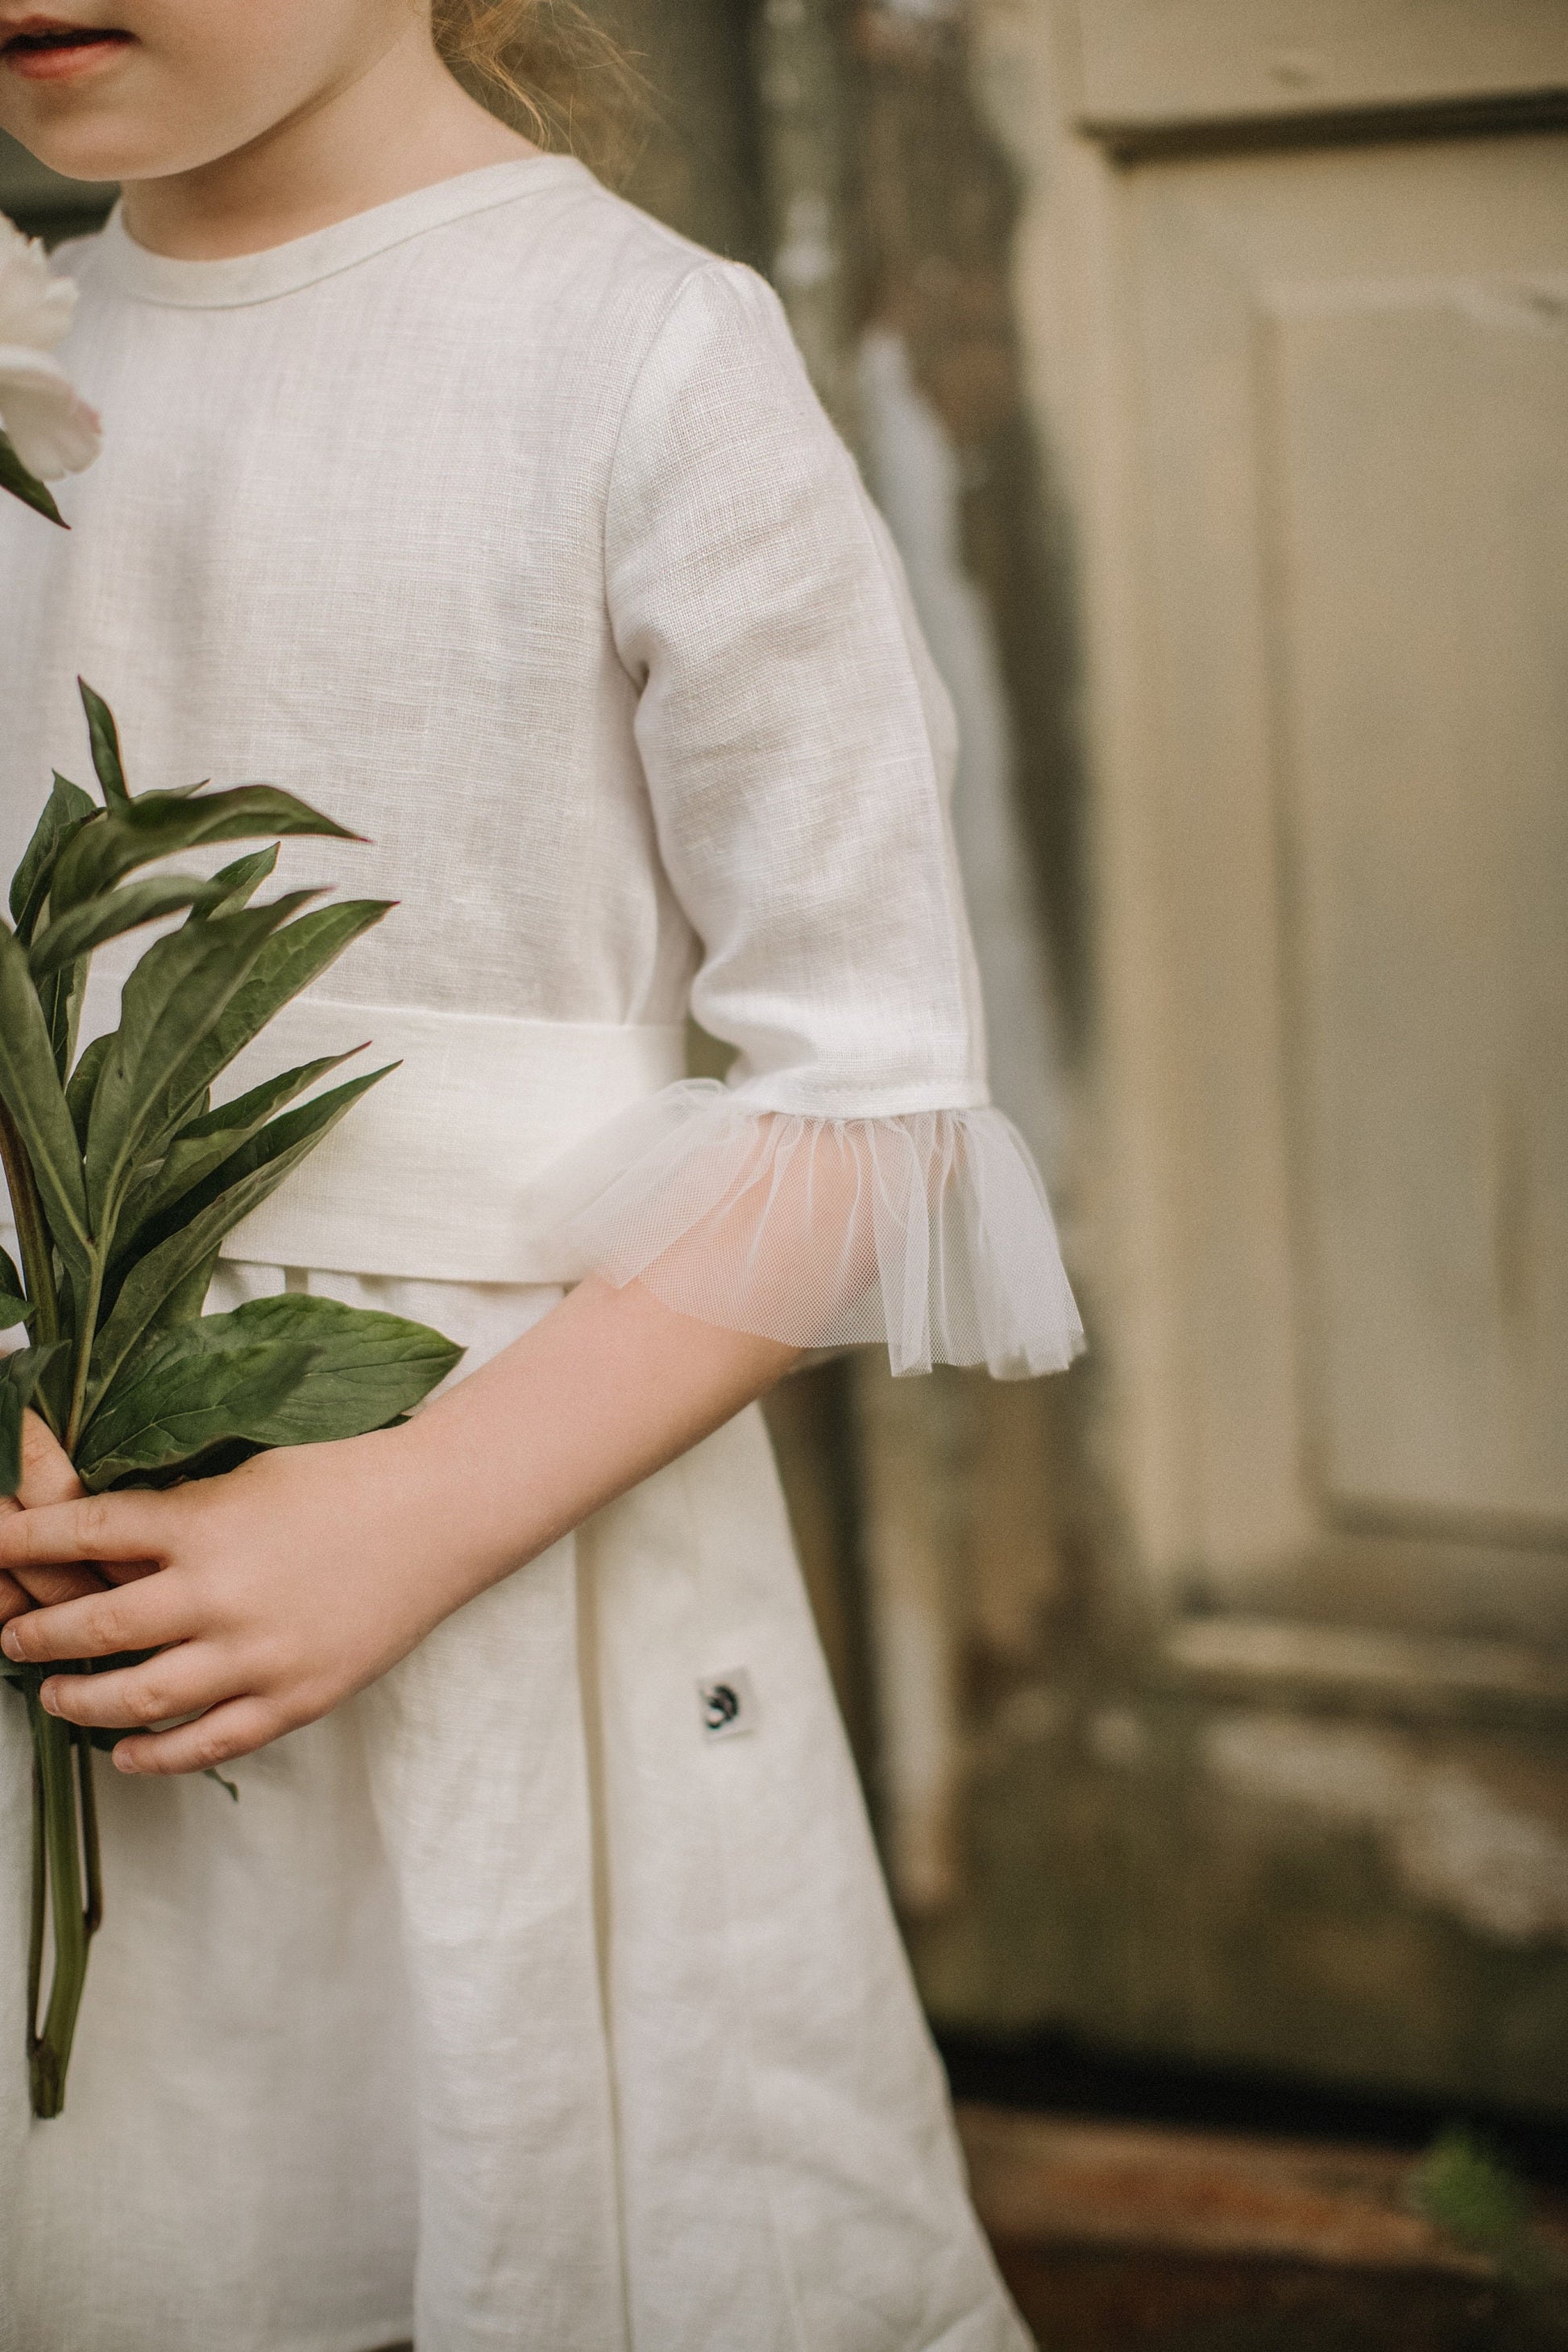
[552,259,1081,1378]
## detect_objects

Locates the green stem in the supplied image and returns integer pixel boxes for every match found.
[0,1098,60,1350]
[2,1093,99,2116]
[27,1744,44,2055]
[61,1258,102,1457]
[77,1728,102,1939]
[25,1687,92,2120]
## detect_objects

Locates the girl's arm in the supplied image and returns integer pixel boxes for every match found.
[2,261,1081,1775]
[0,1279,798,1776]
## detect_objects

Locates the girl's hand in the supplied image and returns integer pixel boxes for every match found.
[0,1425,465,1776]
[0,1276,798,1776]
[0,1411,102,1628]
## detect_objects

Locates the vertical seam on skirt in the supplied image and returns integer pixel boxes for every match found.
[575,1517,637,2352]
[673,1436,813,2352]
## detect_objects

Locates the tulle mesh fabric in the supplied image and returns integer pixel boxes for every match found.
[541,1080,1084,1378]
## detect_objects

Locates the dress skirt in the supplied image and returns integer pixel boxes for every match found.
[0,1260,1031,2352]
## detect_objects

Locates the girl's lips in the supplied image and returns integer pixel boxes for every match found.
[2,23,135,81]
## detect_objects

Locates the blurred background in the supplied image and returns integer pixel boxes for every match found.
[6,4,1566,2342]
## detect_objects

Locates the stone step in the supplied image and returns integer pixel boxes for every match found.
[956,2103,1568,2350]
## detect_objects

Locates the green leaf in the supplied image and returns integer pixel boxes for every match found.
[0,1372,19,1496]
[77,1338,317,1487]
[64,1032,112,1151]
[84,1064,393,1410]
[146,1251,218,1333]
[10,775,97,942]
[77,1295,461,1488]
[82,890,319,1236]
[0,1247,24,1306]
[181,1052,360,1147]
[0,1368,24,1496]
[134,899,392,1141]
[0,1346,66,1496]
[152,1064,392,1234]
[50,786,359,918]
[205,844,279,917]
[77,681,130,810]
[0,922,92,1275]
[204,1293,463,1438]
[35,955,87,1084]
[29,873,230,979]
[114,1048,364,1255]
[0,1292,31,1333]
[0,429,64,528]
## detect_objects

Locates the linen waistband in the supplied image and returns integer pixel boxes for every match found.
[78,973,688,1285]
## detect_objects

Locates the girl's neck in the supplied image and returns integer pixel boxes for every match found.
[120,26,536,262]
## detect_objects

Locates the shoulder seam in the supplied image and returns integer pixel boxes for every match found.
[600,256,751,578]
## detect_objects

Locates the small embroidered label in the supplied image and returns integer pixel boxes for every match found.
[699,1669,757,1742]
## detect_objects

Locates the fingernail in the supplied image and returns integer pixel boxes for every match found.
[114,1748,137,1773]
[39,1680,59,1714]
[0,1626,19,1660]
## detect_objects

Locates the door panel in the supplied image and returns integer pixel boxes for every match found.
[1273,283,1568,1532]
[1123,134,1568,1623]
[1068,0,1568,129]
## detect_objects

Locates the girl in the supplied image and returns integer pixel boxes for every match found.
[0,5,1081,2346]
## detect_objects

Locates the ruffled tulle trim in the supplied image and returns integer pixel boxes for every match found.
[536,1080,1084,1379]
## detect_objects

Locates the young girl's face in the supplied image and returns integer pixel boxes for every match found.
[0,0,425,184]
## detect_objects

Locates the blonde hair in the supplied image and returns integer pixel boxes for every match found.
[432,1,645,176]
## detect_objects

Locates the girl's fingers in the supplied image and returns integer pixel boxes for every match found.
[0,1494,112,1603]
[0,1420,99,1605]
[18,1411,85,1508]
[40,1642,234,1734]
[0,1491,166,1577]
[0,1486,109,1603]
[4,1562,110,1608]
[113,1695,283,1778]
[93,1555,167,1589]
[0,1570,190,1666]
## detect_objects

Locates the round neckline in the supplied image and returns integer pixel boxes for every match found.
[93,153,591,309]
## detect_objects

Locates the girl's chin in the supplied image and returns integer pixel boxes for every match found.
[0,104,184,189]
[0,121,131,181]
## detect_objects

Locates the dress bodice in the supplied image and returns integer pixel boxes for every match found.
[0,160,1080,1371]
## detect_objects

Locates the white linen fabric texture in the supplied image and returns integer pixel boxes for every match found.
[0,156,1069,2351]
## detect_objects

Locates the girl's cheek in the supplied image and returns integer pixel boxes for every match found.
[0,0,406,185]
[0,21,209,185]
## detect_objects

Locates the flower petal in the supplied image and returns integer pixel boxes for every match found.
[0,215,76,355]
[0,348,101,478]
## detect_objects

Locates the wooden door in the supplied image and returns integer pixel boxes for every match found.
[1067,2,1568,1696]
[902,0,1568,2115]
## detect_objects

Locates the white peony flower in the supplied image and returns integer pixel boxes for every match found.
[0,211,100,481]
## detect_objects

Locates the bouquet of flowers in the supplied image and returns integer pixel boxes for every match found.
[0,218,462,2118]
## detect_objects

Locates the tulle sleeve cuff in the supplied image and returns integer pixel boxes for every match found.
[537,1078,1084,1379]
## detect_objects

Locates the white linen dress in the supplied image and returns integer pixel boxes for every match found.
[0,157,1081,2352]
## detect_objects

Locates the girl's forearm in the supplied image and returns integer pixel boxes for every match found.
[0,1280,802,1780]
[388,1276,800,1608]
